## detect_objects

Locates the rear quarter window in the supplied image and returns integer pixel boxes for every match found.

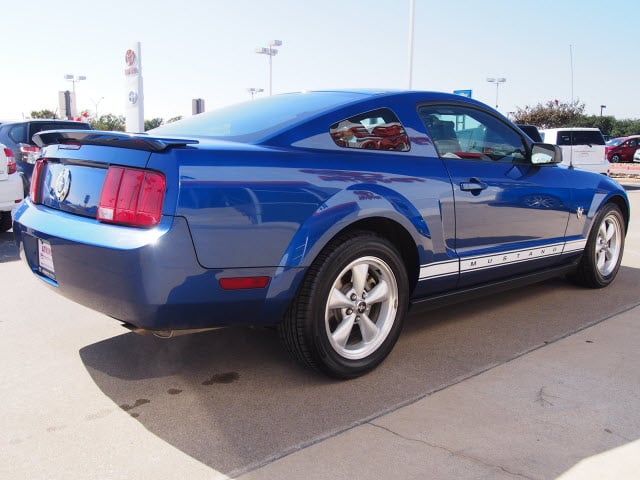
[8,124,28,143]
[329,108,410,152]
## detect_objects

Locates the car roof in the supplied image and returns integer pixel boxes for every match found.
[150,89,500,144]
[540,127,601,132]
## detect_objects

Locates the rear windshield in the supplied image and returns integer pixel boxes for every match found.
[151,91,367,142]
[27,122,91,144]
[557,130,605,146]
[29,122,90,133]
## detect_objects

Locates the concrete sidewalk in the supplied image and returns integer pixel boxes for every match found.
[239,306,640,480]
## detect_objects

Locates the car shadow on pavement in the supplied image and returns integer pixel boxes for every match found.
[79,266,640,477]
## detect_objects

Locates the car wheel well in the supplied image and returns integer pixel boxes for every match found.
[608,195,630,233]
[334,217,419,293]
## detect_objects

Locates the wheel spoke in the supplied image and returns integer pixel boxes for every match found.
[351,263,369,295]
[605,222,615,243]
[358,314,379,344]
[328,287,353,310]
[331,314,356,348]
[599,223,607,242]
[597,250,606,270]
[365,279,389,305]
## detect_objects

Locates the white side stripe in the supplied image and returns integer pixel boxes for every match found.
[563,239,587,253]
[419,239,587,281]
[419,260,458,280]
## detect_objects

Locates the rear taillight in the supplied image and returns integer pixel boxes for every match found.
[29,159,46,203]
[97,166,166,228]
[4,148,16,174]
[19,144,41,164]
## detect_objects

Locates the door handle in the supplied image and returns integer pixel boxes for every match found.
[459,178,488,192]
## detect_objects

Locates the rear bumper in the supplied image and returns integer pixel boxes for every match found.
[0,173,24,211]
[13,201,291,330]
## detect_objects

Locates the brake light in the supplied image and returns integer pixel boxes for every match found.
[29,159,46,203]
[97,166,166,227]
[4,148,16,174]
[20,144,41,164]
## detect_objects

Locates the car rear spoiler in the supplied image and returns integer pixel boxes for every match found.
[33,130,199,152]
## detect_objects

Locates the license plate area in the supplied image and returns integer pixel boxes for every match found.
[38,238,56,280]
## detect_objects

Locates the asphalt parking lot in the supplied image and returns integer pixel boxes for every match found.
[1,177,639,479]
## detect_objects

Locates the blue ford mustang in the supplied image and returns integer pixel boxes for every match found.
[13,90,629,378]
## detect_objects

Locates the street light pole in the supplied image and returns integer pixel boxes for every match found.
[91,96,104,119]
[255,40,282,96]
[247,88,264,100]
[408,0,415,89]
[600,105,607,117]
[486,77,506,110]
[64,74,87,117]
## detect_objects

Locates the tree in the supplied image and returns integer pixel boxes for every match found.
[144,118,164,131]
[608,119,640,138]
[574,115,615,136]
[30,109,58,119]
[90,114,126,131]
[513,100,585,128]
[167,116,183,124]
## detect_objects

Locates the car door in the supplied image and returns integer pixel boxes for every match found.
[623,139,637,162]
[418,104,572,287]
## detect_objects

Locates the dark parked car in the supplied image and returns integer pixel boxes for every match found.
[606,135,640,163]
[516,124,543,142]
[0,119,92,193]
[13,91,629,378]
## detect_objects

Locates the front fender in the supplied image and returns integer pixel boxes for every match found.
[566,175,630,239]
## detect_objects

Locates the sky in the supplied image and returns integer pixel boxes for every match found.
[1,0,637,122]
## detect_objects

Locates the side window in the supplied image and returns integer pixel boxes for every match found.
[330,108,410,152]
[557,132,572,146]
[8,124,27,143]
[418,105,526,163]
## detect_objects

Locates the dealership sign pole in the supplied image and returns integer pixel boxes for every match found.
[124,42,145,133]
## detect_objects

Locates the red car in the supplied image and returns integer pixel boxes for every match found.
[606,135,640,163]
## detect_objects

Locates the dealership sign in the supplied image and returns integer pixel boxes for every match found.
[124,42,144,133]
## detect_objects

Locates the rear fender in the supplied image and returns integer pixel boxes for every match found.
[262,185,430,323]
[277,184,430,269]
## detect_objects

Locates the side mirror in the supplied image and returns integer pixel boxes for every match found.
[530,143,562,165]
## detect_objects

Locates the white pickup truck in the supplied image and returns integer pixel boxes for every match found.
[0,144,24,232]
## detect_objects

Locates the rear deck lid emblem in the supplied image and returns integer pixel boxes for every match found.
[53,168,71,202]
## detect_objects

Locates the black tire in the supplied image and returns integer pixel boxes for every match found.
[0,212,12,233]
[569,203,625,288]
[278,230,409,379]
[611,154,621,163]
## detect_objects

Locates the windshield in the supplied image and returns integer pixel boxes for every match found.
[606,138,623,147]
[151,91,368,142]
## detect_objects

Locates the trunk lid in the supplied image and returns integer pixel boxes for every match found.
[33,130,198,219]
